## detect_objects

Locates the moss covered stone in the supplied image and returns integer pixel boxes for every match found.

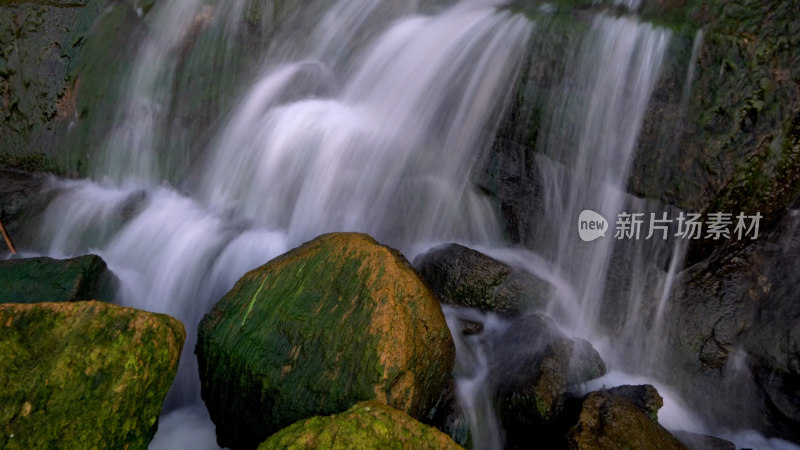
[0,300,185,449]
[566,390,686,450]
[0,254,116,303]
[258,401,463,450]
[196,232,455,449]
[0,255,116,303]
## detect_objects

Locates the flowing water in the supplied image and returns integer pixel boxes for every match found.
[16,0,799,448]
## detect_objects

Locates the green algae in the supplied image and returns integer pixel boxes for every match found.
[196,233,455,449]
[0,301,185,449]
[258,401,463,450]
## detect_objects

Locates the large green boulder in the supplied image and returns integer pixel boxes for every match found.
[196,232,456,449]
[0,300,185,449]
[258,401,463,450]
[0,254,116,303]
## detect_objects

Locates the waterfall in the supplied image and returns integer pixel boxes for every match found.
[20,0,793,448]
[26,0,533,446]
[531,15,672,341]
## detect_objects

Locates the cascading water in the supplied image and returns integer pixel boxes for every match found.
[16,0,800,448]
[24,0,534,447]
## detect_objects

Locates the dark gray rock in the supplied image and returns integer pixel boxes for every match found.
[672,431,736,450]
[414,243,551,317]
[663,212,800,443]
[607,384,663,421]
[490,313,606,447]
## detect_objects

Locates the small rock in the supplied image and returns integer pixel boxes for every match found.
[607,384,663,421]
[414,243,550,317]
[566,390,687,450]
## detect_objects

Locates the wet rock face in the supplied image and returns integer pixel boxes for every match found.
[0,300,185,450]
[0,0,107,174]
[0,254,117,303]
[196,232,455,449]
[664,212,800,441]
[415,243,550,317]
[258,401,463,450]
[630,0,800,262]
[491,313,606,446]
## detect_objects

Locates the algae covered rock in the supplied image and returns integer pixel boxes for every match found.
[196,232,455,449]
[0,254,116,303]
[0,300,185,450]
[258,401,463,450]
[566,390,686,450]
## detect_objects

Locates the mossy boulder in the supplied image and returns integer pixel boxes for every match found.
[414,243,550,317]
[0,300,185,449]
[0,254,116,303]
[196,232,455,449]
[566,390,687,450]
[258,401,463,450]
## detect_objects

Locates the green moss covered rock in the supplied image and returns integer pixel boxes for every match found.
[196,232,455,449]
[258,401,462,450]
[0,300,185,449]
[0,254,116,303]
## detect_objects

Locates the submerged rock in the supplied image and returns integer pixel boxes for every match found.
[672,431,736,450]
[426,377,470,448]
[196,232,455,449]
[0,301,184,449]
[258,401,463,450]
[491,313,606,445]
[0,254,117,304]
[566,390,687,450]
[415,243,550,317]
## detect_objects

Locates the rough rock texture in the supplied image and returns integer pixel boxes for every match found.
[630,0,800,262]
[258,401,463,450]
[0,0,109,174]
[606,385,664,422]
[196,232,455,449]
[663,212,800,441]
[565,390,687,450]
[414,243,550,317]
[0,169,44,232]
[0,254,116,303]
[491,313,606,445]
[0,300,185,450]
